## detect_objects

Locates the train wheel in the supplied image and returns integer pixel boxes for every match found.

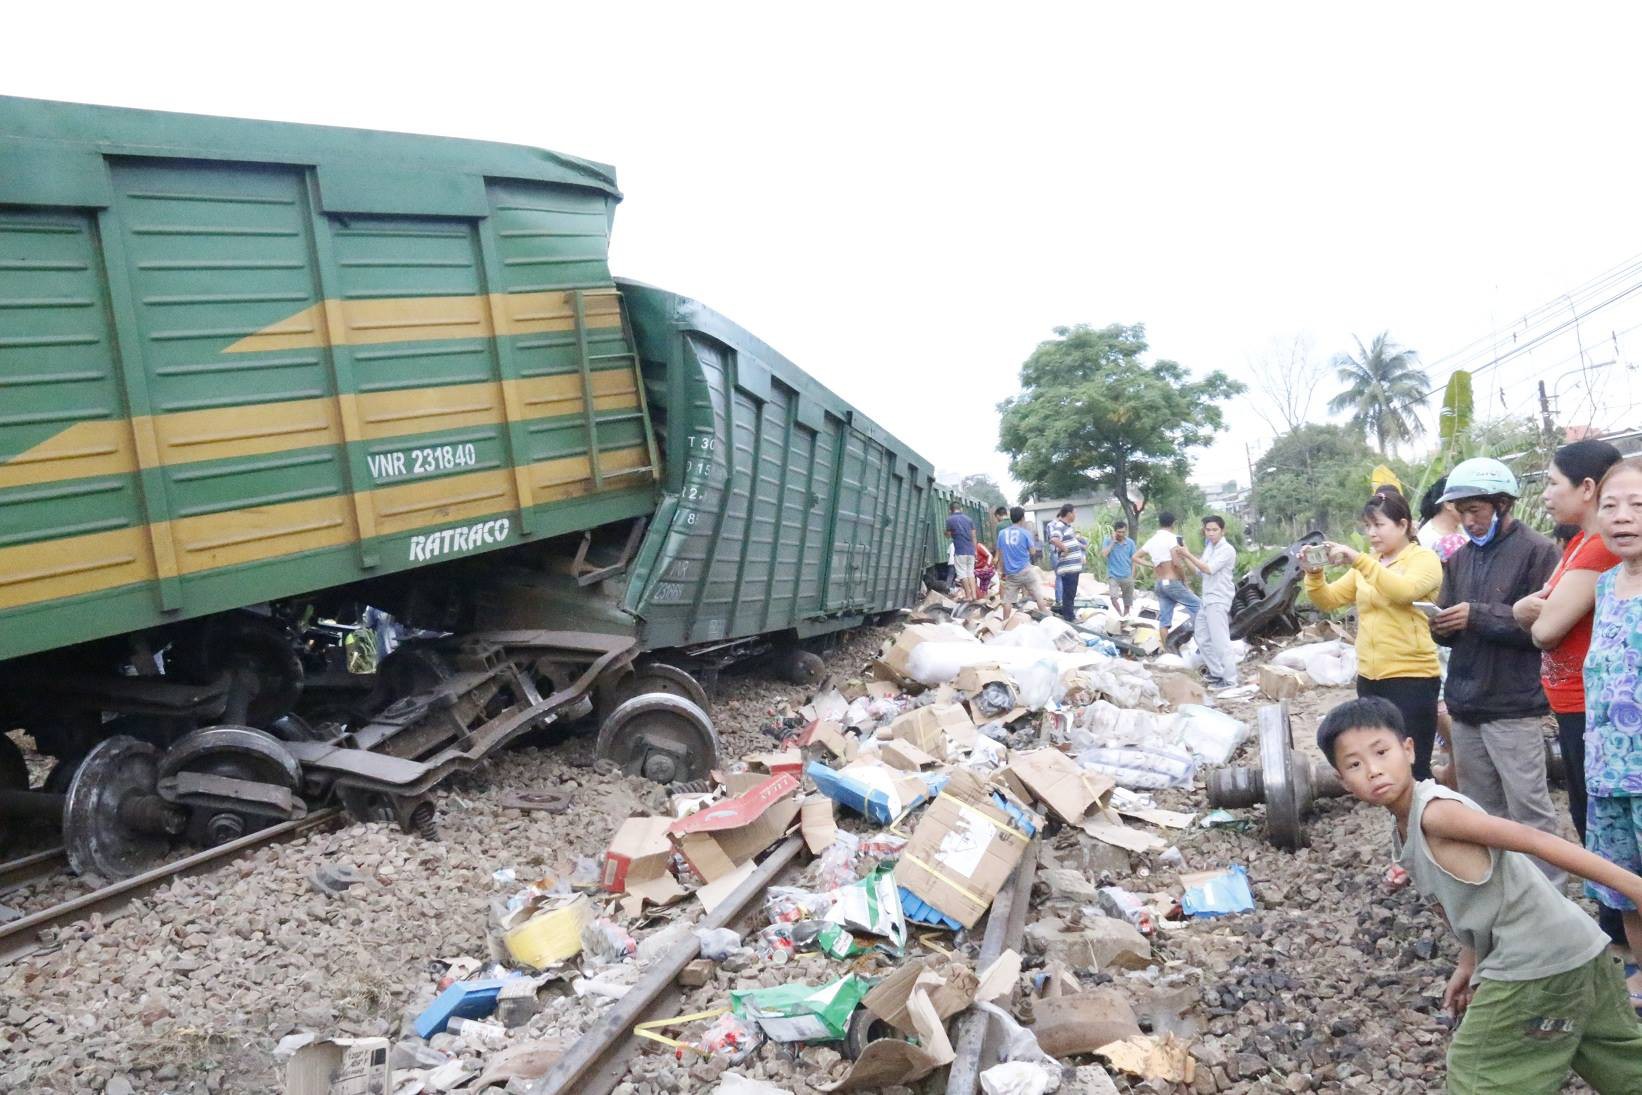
[63,736,185,879]
[156,726,304,847]
[602,663,710,715]
[595,694,720,784]
[779,649,826,687]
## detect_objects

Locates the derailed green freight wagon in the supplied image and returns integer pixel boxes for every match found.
[0,97,659,664]
[621,281,941,649]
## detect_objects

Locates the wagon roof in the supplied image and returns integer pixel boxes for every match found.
[0,95,621,199]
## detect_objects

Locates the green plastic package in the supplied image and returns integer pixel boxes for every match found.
[729,974,871,1043]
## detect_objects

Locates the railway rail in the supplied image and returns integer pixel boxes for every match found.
[0,808,342,965]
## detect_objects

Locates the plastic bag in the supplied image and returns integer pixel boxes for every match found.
[1012,658,1063,710]
[695,927,743,961]
[1182,865,1256,918]
[974,680,1019,718]
[700,1014,762,1063]
[1175,704,1249,766]
[580,918,637,964]
[814,832,863,891]
[765,886,835,925]
[1304,644,1357,687]
[981,1061,1059,1095]
[975,1001,1063,1076]
[1075,745,1196,790]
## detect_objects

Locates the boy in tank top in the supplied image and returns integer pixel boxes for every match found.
[1318,696,1642,1093]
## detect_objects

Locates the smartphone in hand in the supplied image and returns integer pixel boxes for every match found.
[1413,601,1441,619]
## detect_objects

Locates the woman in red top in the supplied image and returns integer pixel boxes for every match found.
[1514,439,1624,841]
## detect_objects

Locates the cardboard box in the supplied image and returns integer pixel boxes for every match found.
[669,773,801,882]
[745,748,803,777]
[878,739,937,772]
[286,1036,391,1095]
[601,816,675,894]
[863,957,978,1034]
[1258,664,1309,700]
[892,770,1037,928]
[885,702,977,760]
[799,719,854,761]
[1006,749,1114,824]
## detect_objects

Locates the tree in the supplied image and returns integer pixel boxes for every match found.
[1248,334,1327,434]
[1251,423,1377,538]
[956,473,1008,511]
[1326,332,1431,455]
[997,323,1243,533]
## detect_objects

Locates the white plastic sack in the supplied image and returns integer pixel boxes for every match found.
[975,1001,1063,1089]
[1304,644,1357,687]
[1271,640,1342,671]
[1152,652,1189,671]
[981,1062,1057,1095]
[1013,658,1063,710]
[1079,700,1177,746]
[1176,704,1249,766]
[1076,745,1197,789]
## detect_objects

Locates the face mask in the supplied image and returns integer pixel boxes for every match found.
[1467,512,1500,547]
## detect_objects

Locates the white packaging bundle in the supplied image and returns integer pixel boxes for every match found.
[1075,745,1197,789]
[1175,704,1249,766]
[1304,643,1357,686]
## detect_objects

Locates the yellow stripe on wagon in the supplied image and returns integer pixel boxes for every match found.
[0,445,652,611]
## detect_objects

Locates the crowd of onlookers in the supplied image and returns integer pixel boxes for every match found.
[944,444,1642,1051]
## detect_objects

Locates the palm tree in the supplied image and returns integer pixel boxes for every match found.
[1327,332,1431,454]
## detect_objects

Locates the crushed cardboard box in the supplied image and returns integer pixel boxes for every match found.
[669,773,801,882]
[884,702,977,759]
[800,796,838,855]
[892,769,1038,928]
[601,817,678,897]
[863,956,978,1033]
[1005,749,1115,824]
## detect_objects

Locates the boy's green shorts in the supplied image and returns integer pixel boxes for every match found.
[1447,953,1642,1094]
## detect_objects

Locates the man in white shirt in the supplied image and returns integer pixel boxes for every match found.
[1175,514,1240,687]
[1134,511,1199,638]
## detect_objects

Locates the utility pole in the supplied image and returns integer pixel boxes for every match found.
[1537,380,1558,447]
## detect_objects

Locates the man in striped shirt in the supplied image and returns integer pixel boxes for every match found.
[1044,503,1089,623]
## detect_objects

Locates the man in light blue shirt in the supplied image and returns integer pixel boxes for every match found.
[997,506,1050,621]
[1101,520,1137,616]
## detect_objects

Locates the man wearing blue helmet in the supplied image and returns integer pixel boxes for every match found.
[1431,458,1565,880]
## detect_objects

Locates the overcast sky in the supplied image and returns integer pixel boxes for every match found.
[11,3,1642,499]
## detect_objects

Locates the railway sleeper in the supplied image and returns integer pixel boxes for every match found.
[2,630,722,879]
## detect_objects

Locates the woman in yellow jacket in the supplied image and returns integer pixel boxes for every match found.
[1302,489,1445,779]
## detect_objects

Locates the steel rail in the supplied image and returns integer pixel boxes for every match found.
[0,808,343,965]
[0,846,68,892]
[945,840,1039,1095]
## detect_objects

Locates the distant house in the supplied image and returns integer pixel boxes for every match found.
[1202,481,1251,519]
[1019,495,1109,531]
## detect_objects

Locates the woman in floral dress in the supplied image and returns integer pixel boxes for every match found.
[1586,457,1642,1007]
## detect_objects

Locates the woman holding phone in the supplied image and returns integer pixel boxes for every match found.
[1302,488,1445,778]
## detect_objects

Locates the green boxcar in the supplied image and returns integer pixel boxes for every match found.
[0,97,660,663]
[618,281,943,647]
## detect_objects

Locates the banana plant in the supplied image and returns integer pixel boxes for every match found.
[1413,370,1473,502]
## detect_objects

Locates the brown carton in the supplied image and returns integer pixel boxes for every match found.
[892,770,1036,928]
[1258,663,1309,700]
[885,702,977,760]
[1005,749,1114,824]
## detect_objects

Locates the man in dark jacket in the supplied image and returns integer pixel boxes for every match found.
[1431,458,1563,880]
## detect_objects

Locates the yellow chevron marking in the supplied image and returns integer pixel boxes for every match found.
[0,421,135,491]
[223,288,623,354]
